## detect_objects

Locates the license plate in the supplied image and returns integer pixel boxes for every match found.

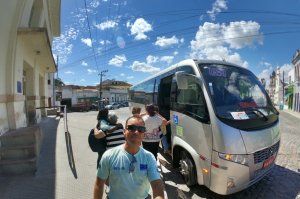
[263,155,275,169]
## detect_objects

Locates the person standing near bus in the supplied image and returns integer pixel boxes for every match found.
[131,106,142,116]
[93,115,164,199]
[94,113,125,150]
[142,104,170,160]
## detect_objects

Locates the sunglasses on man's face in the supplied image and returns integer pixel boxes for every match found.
[129,156,137,173]
[126,125,146,133]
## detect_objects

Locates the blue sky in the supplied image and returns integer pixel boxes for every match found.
[53,0,300,86]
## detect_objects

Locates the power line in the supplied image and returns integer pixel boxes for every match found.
[60,21,300,69]
[56,7,300,70]
[84,0,99,72]
[58,26,300,71]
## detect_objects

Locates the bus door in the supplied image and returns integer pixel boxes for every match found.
[171,71,212,186]
[158,75,173,143]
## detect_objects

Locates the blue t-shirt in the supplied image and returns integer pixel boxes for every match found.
[97,145,160,199]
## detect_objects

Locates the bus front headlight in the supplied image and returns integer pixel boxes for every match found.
[218,153,248,166]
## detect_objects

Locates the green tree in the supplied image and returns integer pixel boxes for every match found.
[55,78,64,87]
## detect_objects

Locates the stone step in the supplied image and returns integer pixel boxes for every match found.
[0,144,36,160]
[0,126,41,148]
[0,158,37,175]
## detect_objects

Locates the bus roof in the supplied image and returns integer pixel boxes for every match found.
[131,59,245,88]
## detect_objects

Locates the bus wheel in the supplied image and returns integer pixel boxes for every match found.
[179,151,197,186]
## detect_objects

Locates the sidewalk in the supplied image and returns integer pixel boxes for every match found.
[281,109,300,120]
[0,116,98,199]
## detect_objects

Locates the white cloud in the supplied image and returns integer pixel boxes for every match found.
[95,20,118,30]
[279,64,293,81]
[130,18,152,40]
[131,61,160,74]
[190,21,263,67]
[160,56,174,64]
[99,40,112,45]
[223,21,263,49]
[127,76,134,79]
[146,55,159,64]
[81,61,88,66]
[120,73,125,76]
[87,69,97,74]
[53,27,79,64]
[155,36,183,48]
[174,51,178,55]
[108,54,127,67]
[257,66,273,88]
[207,0,228,21]
[126,21,131,28]
[81,38,92,47]
[90,0,100,8]
[65,71,75,74]
[80,79,86,82]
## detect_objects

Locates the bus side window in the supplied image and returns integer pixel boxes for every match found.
[172,75,209,123]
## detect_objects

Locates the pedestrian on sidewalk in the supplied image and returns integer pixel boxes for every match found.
[94,112,125,150]
[94,109,122,168]
[132,106,142,116]
[94,108,110,168]
[154,106,171,155]
[93,115,164,199]
[142,104,170,160]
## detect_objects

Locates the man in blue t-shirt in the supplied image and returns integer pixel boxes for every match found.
[93,116,164,199]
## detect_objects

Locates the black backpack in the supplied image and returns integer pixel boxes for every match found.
[88,128,107,153]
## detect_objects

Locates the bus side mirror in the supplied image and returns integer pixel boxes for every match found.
[175,71,201,89]
[175,71,188,89]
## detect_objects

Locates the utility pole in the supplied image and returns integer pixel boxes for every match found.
[98,70,108,108]
[282,70,285,103]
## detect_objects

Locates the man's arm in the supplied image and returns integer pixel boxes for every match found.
[107,123,123,134]
[93,176,106,199]
[150,179,164,199]
[94,128,106,139]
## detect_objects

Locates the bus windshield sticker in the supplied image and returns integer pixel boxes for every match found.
[230,112,249,120]
[176,125,183,137]
[208,68,227,77]
[209,82,214,95]
[173,115,178,125]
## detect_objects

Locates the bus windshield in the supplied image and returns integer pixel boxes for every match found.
[199,63,277,120]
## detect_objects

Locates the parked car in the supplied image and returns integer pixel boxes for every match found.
[119,101,129,107]
[105,102,120,110]
[90,103,98,111]
[71,103,90,112]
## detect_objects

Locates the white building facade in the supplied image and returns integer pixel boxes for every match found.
[273,67,284,106]
[292,50,300,112]
[0,0,60,134]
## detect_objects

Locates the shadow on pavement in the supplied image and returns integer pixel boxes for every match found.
[0,116,60,199]
[65,131,78,179]
[159,150,300,199]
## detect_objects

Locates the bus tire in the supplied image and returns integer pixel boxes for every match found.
[179,151,197,186]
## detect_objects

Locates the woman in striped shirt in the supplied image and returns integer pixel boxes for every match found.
[94,113,125,150]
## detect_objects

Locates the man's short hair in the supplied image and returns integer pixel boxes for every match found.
[132,106,141,115]
[125,115,145,128]
[107,113,118,124]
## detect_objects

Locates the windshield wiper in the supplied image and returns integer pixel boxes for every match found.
[240,107,268,121]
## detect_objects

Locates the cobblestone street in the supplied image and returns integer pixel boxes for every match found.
[0,109,299,199]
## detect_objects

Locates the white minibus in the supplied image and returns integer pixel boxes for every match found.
[129,59,280,195]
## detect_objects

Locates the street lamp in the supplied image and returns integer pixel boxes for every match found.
[99,70,108,106]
